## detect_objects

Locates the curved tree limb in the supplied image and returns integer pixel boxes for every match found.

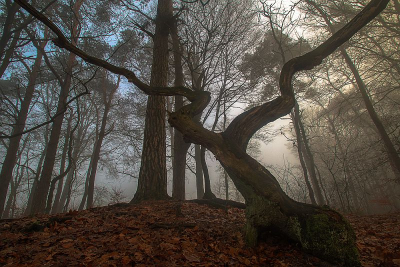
[15,0,390,264]
[225,0,390,149]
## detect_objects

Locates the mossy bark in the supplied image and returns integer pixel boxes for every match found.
[244,194,360,266]
[18,0,388,265]
[216,140,360,266]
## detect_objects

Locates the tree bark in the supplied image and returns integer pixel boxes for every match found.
[0,2,19,61]
[50,113,73,213]
[296,104,325,205]
[55,125,82,213]
[0,29,21,78]
[0,38,47,218]
[18,0,389,264]
[291,107,317,205]
[30,0,84,215]
[195,144,204,199]
[200,146,216,199]
[86,75,119,209]
[131,0,172,202]
[171,16,190,200]
[24,129,48,216]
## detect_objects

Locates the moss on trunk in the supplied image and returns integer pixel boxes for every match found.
[244,195,360,266]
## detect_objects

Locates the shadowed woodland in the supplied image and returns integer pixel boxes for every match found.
[0,0,399,265]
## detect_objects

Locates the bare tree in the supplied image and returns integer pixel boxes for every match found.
[0,28,48,218]
[16,0,390,264]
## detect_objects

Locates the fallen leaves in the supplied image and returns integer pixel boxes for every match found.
[0,201,399,266]
[346,213,400,267]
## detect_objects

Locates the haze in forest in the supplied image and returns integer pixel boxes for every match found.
[2,0,399,264]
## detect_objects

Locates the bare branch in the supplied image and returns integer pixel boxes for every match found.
[15,0,209,114]
[225,0,390,149]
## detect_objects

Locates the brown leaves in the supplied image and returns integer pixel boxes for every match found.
[0,201,399,266]
[346,213,400,267]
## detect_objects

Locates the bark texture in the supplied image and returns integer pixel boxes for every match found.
[131,0,172,202]
[171,17,190,200]
[17,0,390,264]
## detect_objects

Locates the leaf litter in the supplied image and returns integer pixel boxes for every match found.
[0,200,399,266]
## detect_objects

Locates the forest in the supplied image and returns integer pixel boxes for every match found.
[0,0,399,265]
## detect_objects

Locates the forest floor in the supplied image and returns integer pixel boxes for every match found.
[0,200,399,267]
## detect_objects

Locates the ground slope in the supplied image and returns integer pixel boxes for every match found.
[0,200,399,266]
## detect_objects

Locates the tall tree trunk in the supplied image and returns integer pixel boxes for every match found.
[171,16,190,200]
[0,30,21,78]
[29,56,73,215]
[54,128,81,213]
[341,51,400,181]
[200,146,216,199]
[224,171,229,200]
[79,180,88,210]
[24,133,48,216]
[296,104,325,205]
[51,113,73,213]
[326,115,361,211]
[291,107,317,205]
[305,0,400,182]
[45,113,71,213]
[0,39,47,218]
[0,2,19,61]
[131,0,172,202]
[19,0,388,264]
[86,75,119,209]
[30,0,84,215]
[46,111,78,214]
[3,179,16,219]
[195,144,204,199]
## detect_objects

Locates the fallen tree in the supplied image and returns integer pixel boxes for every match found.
[16,0,390,265]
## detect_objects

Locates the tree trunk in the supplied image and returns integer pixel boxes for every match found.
[86,75,119,209]
[224,171,229,200]
[341,50,400,181]
[291,107,317,205]
[195,144,204,199]
[54,129,81,213]
[305,0,400,182]
[30,0,84,215]
[29,55,73,215]
[168,2,389,264]
[79,179,88,211]
[50,113,73,213]
[24,134,48,216]
[44,113,72,213]
[19,0,389,264]
[0,2,19,61]
[171,16,190,200]
[296,104,325,205]
[0,39,47,218]
[3,180,16,219]
[45,111,78,214]
[131,0,172,202]
[200,146,216,199]
[0,29,21,78]
[327,115,361,212]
